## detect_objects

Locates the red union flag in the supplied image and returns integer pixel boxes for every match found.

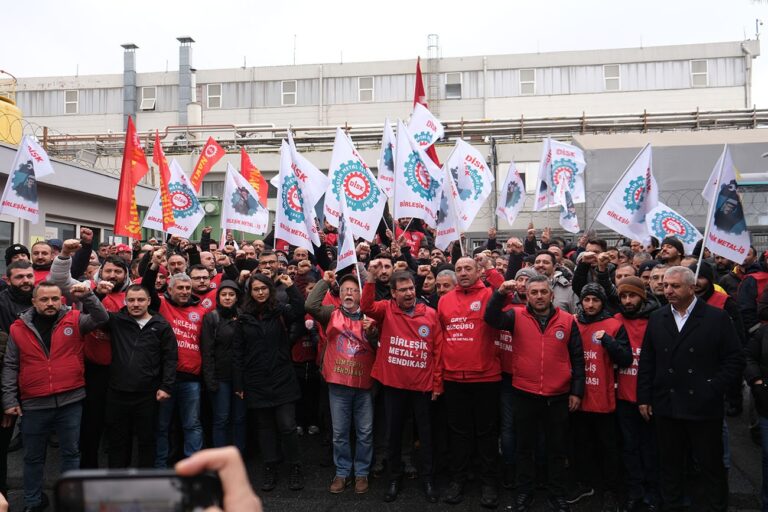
[190,137,224,192]
[240,148,268,207]
[114,117,149,237]
[152,131,174,231]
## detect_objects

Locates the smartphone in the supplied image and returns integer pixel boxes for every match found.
[56,469,223,512]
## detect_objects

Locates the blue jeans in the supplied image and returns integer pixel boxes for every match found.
[328,383,374,478]
[209,381,246,452]
[22,401,82,507]
[759,416,768,511]
[155,381,203,468]
[500,375,515,466]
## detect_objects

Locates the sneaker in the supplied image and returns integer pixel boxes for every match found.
[308,425,320,435]
[601,490,619,512]
[547,495,571,512]
[296,426,304,436]
[329,476,351,494]
[288,463,304,491]
[565,482,594,504]
[354,476,369,494]
[514,492,534,512]
[261,465,277,492]
[480,485,499,509]
[442,481,464,504]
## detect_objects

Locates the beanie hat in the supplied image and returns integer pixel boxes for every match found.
[661,236,685,256]
[638,259,660,275]
[688,262,714,285]
[515,268,538,280]
[617,276,647,300]
[580,283,607,304]
[5,244,30,265]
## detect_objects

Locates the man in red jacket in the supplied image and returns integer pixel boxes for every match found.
[484,274,585,512]
[438,256,502,508]
[361,264,443,504]
[2,281,108,512]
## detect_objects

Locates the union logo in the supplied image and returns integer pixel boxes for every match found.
[204,144,219,158]
[591,332,602,345]
[332,160,380,212]
[63,327,74,336]
[650,210,698,245]
[623,176,647,213]
[413,131,433,148]
[188,312,200,323]
[382,143,394,172]
[555,330,565,340]
[470,300,482,311]
[201,298,213,309]
[418,325,431,338]
[450,164,483,201]
[404,152,439,201]
[550,159,578,191]
[281,174,305,223]
[169,182,200,219]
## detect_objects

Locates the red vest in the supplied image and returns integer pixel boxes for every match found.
[195,288,217,314]
[321,309,376,389]
[614,313,647,403]
[292,315,318,364]
[706,290,728,310]
[395,227,425,255]
[159,298,206,375]
[751,272,768,300]
[83,291,125,365]
[510,308,575,396]
[577,317,623,413]
[315,291,341,367]
[11,310,85,400]
[211,273,223,289]
[33,269,49,285]
[494,303,525,374]
[438,281,501,382]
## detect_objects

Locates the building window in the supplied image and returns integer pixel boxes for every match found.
[140,87,156,110]
[519,69,535,96]
[46,220,76,241]
[201,181,224,198]
[444,72,462,99]
[207,84,222,109]
[603,65,620,91]
[358,77,374,102]
[65,90,78,114]
[690,59,708,87]
[0,221,13,274]
[281,80,297,106]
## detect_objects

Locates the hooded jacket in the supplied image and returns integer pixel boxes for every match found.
[200,280,241,391]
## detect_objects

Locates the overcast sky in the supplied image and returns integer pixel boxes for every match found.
[4,0,768,105]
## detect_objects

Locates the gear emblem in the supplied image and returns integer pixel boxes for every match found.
[550,158,577,191]
[382,144,394,172]
[413,131,433,148]
[650,210,698,245]
[168,182,200,219]
[281,175,305,223]
[332,160,380,212]
[404,151,439,201]
[623,176,647,213]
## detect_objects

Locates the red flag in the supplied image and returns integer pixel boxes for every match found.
[153,131,174,231]
[413,57,440,166]
[240,148,268,207]
[190,137,224,192]
[114,116,149,238]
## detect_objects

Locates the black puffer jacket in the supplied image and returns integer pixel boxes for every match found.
[745,325,768,417]
[233,284,304,408]
[200,282,241,391]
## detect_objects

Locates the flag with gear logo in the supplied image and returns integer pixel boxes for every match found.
[444,139,494,231]
[221,163,269,236]
[496,161,526,226]
[393,120,443,228]
[533,138,586,212]
[407,103,444,151]
[0,135,55,223]
[645,202,702,254]
[142,159,205,237]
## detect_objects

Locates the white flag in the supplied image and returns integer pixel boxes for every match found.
[407,103,444,149]
[533,138,586,211]
[221,163,269,236]
[445,139,494,230]
[142,160,204,237]
[324,128,386,242]
[393,120,443,228]
[702,146,751,264]
[286,130,329,209]
[646,202,702,254]
[496,162,526,225]
[336,195,358,271]
[377,119,396,197]
[558,189,581,233]
[270,140,321,252]
[434,177,461,251]
[532,138,552,212]
[0,135,55,223]
[595,144,658,243]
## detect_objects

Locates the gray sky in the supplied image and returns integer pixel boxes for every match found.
[4,0,768,105]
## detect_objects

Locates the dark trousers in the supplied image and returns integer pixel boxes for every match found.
[616,400,660,505]
[105,389,158,468]
[251,402,300,466]
[80,362,109,468]
[294,362,319,428]
[444,380,500,487]
[570,411,620,492]
[513,389,569,496]
[656,416,728,511]
[382,385,433,482]
[0,417,16,496]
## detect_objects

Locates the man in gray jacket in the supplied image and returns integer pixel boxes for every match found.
[2,281,108,512]
[533,250,578,313]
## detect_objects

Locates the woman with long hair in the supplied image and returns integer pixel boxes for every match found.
[233,272,306,492]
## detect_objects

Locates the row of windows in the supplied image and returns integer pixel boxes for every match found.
[60,60,711,114]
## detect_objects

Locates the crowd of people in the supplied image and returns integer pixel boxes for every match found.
[0,217,767,512]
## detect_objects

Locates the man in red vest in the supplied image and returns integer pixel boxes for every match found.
[2,281,108,512]
[306,271,377,495]
[569,283,631,509]
[438,257,502,508]
[361,264,443,504]
[485,274,585,512]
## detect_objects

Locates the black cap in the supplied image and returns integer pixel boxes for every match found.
[689,262,715,285]
[580,282,607,304]
[661,237,685,256]
[5,244,30,265]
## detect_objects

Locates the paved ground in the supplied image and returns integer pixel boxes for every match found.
[5,399,763,511]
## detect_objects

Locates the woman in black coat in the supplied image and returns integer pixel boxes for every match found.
[233,272,305,492]
[745,324,768,511]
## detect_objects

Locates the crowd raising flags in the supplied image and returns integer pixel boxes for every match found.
[1,62,753,260]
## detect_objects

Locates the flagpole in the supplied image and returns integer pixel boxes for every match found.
[586,143,651,234]
[695,144,727,281]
